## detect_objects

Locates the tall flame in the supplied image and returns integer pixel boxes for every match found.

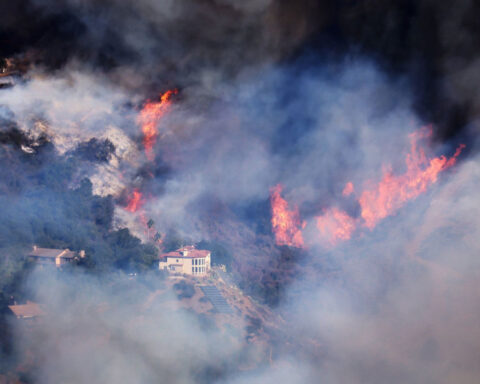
[124,189,163,245]
[358,128,466,229]
[270,127,465,248]
[316,127,465,245]
[125,189,144,213]
[270,184,305,248]
[316,207,356,246]
[138,89,177,161]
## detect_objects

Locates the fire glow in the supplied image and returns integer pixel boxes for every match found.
[271,127,465,248]
[270,184,305,248]
[138,89,177,161]
[342,182,354,197]
[316,207,356,245]
[358,128,466,229]
[125,189,144,213]
[124,189,163,245]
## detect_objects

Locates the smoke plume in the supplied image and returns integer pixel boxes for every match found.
[1,0,480,383]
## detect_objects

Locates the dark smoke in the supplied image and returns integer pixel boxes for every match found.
[2,1,480,140]
[1,1,480,383]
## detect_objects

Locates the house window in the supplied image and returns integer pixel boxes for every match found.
[176,259,179,263]
[192,267,194,273]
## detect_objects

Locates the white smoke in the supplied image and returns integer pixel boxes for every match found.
[3,51,479,384]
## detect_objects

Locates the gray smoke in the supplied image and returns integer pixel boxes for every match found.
[13,270,247,384]
[5,58,480,383]
[2,1,480,382]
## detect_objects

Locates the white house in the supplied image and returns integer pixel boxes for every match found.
[158,246,211,276]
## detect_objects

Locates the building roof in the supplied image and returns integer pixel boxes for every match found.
[8,302,45,318]
[28,247,76,259]
[159,246,210,260]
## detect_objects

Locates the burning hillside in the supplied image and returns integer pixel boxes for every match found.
[270,184,305,248]
[138,89,178,161]
[1,1,480,384]
[271,127,466,248]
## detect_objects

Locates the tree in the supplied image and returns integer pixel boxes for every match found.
[147,219,154,239]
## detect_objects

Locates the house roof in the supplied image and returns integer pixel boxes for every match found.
[159,246,210,260]
[8,302,45,318]
[28,247,76,259]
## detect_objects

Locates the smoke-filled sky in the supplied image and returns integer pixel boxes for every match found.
[1,0,480,383]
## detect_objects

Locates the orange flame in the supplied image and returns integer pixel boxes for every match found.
[138,89,177,161]
[270,127,465,248]
[124,189,163,245]
[270,184,305,248]
[342,182,354,197]
[316,207,357,246]
[125,189,144,213]
[358,128,465,229]
[314,128,465,246]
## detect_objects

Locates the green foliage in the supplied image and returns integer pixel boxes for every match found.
[0,177,158,272]
[0,110,163,373]
[0,146,159,322]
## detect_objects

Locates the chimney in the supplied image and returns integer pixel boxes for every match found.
[33,245,37,251]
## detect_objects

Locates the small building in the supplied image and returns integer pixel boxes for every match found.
[8,301,44,320]
[159,246,211,276]
[27,246,83,267]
